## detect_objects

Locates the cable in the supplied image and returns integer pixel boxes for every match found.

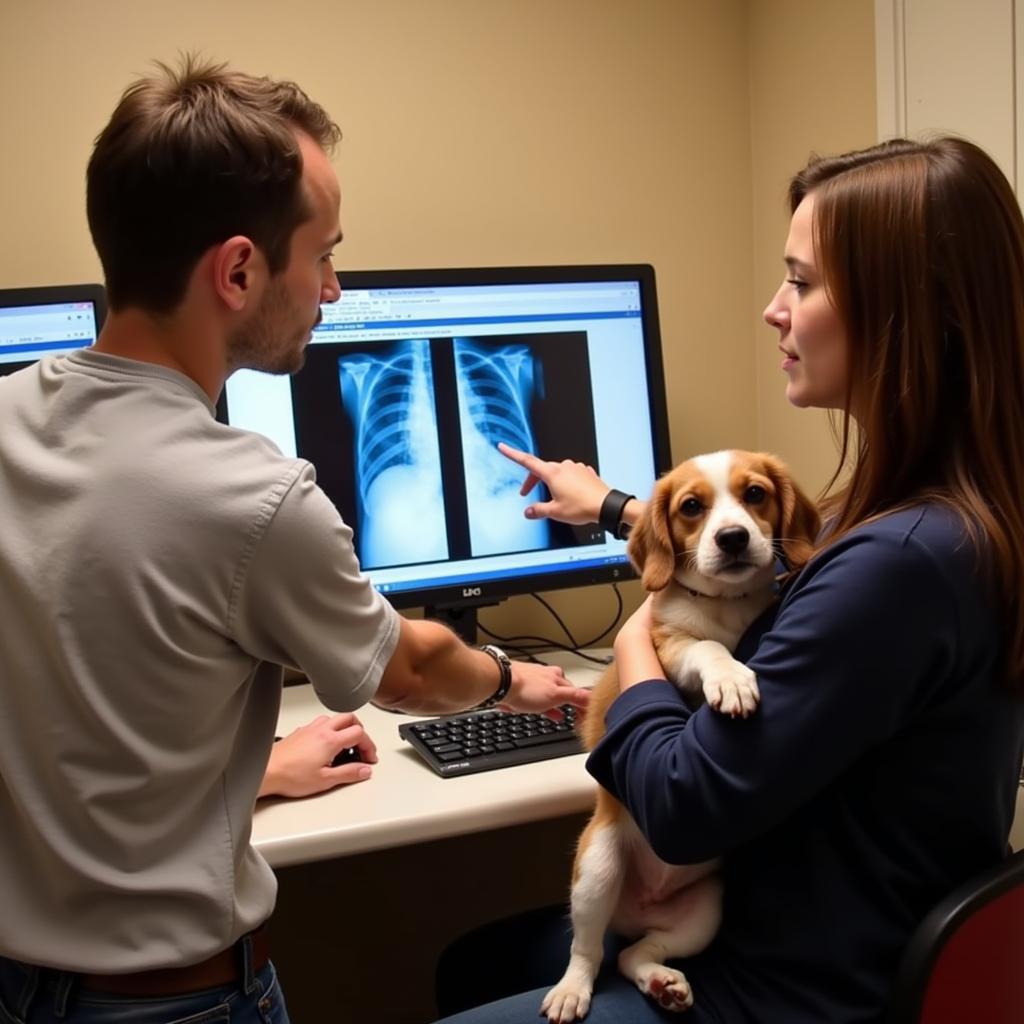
[530,592,580,649]
[574,584,625,651]
[477,583,625,665]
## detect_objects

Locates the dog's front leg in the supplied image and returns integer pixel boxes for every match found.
[672,638,759,718]
[541,809,625,1023]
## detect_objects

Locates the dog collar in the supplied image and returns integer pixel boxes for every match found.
[684,584,751,601]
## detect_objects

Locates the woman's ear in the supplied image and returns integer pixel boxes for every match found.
[762,454,821,568]
[627,477,677,592]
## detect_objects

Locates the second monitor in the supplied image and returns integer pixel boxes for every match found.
[0,284,106,376]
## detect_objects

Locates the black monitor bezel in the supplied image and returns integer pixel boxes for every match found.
[0,283,108,325]
[220,263,673,612]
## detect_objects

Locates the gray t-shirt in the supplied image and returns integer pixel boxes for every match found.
[0,349,399,971]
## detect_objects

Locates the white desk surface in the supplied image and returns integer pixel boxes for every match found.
[252,649,608,868]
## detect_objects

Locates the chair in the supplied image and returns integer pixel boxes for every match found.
[888,847,1024,1023]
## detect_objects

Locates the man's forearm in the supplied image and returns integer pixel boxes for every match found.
[372,618,504,715]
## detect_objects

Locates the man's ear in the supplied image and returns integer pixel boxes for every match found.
[211,236,263,312]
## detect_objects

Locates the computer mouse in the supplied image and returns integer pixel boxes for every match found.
[331,746,362,767]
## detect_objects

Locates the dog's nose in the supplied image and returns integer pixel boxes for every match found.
[715,526,750,555]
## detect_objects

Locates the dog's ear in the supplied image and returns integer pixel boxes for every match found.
[627,476,677,592]
[760,453,820,568]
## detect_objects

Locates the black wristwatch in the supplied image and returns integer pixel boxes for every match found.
[598,488,635,540]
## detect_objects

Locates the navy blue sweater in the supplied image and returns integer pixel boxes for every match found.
[587,505,1024,1023]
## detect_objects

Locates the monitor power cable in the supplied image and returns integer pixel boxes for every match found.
[477,584,623,666]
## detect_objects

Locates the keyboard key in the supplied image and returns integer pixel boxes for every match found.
[513,731,573,748]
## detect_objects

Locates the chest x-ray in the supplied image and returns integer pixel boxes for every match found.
[338,338,449,568]
[337,336,550,569]
[453,337,550,557]
[291,329,599,573]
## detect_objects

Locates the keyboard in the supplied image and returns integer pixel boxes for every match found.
[398,705,583,777]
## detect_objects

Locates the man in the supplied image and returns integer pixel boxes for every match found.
[0,57,587,1022]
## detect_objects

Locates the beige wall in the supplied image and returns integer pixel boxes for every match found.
[749,0,878,498]
[0,0,755,472]
[0,0,875,639]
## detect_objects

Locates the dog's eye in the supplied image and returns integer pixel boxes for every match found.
[680,497,704,517]
[744,485,767,505]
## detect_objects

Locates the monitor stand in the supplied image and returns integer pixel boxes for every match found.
[423,600,499,645]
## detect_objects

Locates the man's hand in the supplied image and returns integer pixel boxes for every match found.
[497,442,611,525]
[500,659,591,714]
[259,713,378,799]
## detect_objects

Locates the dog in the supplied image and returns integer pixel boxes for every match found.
[541,450,820,1022]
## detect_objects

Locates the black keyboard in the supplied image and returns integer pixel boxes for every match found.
[398,705,583,777]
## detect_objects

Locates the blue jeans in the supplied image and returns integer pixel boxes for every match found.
[434,905,723,1023]
[434,980,721,1024]
[0,936,289,1024]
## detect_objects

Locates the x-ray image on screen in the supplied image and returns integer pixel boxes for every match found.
[453,330,601,560]
[453,338,550,557]
[336,338,449,570]
[289,328,602,571]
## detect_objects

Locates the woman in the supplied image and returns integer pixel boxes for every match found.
[434,137,1024,1023]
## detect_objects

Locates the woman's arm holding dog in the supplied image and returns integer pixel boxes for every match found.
[498,443,647,530]
[585,528,964,864]
[613,597,666,689]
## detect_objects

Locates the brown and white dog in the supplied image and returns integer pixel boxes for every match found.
[541,450,820,1023]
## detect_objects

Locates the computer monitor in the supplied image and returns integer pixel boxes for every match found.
[0,284,107,376]
[219,264,672,641]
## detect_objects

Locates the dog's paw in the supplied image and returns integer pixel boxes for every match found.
[636,965,693,1012]
[540,980,592,1022]
[702,663,759,717]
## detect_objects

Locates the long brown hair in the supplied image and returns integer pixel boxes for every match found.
[87,54,341,314]
[791,137,1024,686]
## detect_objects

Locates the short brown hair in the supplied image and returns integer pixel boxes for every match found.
[87,55,341,313]
[791,137,1024,687]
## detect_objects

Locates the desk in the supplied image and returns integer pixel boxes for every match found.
[255,649,607,1024]
[253,648,607,868]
